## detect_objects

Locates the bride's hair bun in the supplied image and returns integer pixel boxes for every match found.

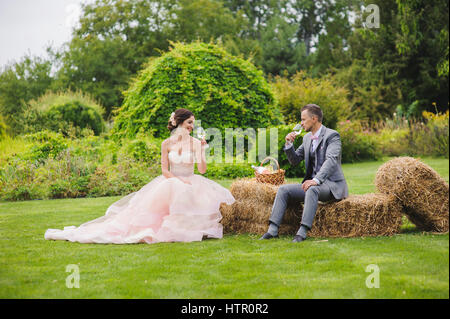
[167,108,194,131]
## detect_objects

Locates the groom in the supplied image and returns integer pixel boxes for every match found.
[260,104,348,242]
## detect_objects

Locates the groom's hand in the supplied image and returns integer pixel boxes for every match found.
[285,132,296,143]
[302,179,317,192]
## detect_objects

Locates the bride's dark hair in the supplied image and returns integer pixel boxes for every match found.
[167,108,194,131]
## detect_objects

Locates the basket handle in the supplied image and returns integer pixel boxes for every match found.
[260,156,280,170]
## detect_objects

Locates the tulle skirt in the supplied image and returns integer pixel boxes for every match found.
[44,174,235,244]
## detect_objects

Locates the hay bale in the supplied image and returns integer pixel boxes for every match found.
[374,157,449,232]
[220,199,301,236]
[222,178,301,235]
[229,178,279,204]
[309,194,403,238]
[221,180,404,238]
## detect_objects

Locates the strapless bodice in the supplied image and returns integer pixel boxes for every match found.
[168,151,194,176]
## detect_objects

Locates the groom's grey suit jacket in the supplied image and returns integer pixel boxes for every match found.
[284,125,348,200]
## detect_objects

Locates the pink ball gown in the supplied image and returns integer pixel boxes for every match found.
[44,150,235,244]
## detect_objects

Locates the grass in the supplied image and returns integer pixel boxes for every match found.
[0,157,448,298]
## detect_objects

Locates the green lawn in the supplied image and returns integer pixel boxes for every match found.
[0,157,448,298]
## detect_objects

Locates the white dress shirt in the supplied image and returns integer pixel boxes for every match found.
[285,125,323,185]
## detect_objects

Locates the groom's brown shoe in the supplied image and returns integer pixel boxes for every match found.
[259,232,279,240]
[292,235,306,243]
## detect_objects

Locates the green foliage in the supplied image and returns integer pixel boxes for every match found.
[271,71,351,130]
[169,0,242,43]
[53,0,245,117]
[337,120,381,163]
[308,0,355,75]
[0,115,7,139]
[125,134,160,163]
[368,109,449,158]
[410,110,449,158]
[23,90,106,136]
[330,61,403,123]
[372,127,410,156]
[112,41,282,139]
[53,0,170,117]
[21,131,69,163]
[47,101,104,135]
[345,0,449,117]
[201,163,254,179]
[272,124,306,178]
[258,15,309,76]
[0,132,162,201]
[0,54,54,135]
[26,89,105,116]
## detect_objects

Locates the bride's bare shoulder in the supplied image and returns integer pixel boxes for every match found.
[161,138,172,149]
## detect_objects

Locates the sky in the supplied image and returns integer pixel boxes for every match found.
[0,0,94,69]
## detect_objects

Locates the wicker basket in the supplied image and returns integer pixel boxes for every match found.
[254,157,285,185]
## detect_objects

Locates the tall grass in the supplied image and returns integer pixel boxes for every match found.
[0,135,29,167]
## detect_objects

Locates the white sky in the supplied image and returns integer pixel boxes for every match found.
[0,0,94,69]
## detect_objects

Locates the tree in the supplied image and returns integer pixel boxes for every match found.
[54,0,173,118]
[111,42,282,139]
[394,0,449,113]
[54,0,244,118]
[0,54,54,135]
[222,0,357,76]
[222,0,282,39]
[346,0,449,117]
[259,15,309,76]
[168,0,242,43]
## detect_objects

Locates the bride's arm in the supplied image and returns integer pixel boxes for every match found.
[161,140,175,179]
[195,138,207,174]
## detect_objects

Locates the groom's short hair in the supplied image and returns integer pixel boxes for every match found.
[301,104,323,122]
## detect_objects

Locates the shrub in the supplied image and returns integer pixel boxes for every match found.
[373,127,410,156]
[21,130,68,163]
[337,120,381,163]
[111,41,282,139]
[45,101,105,135]
[269,124,306,178]
[330,61,403,123]
[125,138,160,164]
[373,109,449,158]
[410,110,449,158]
[201,163,254,179]
[271,71,351,130]
[0,115,7,139]
[0,135,29,167]
[0,132,161,201]
[23,90,106,136]
[195,124,306,179]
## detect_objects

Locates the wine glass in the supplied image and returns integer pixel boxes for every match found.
[196,126,209,149]
[293,123,303,136]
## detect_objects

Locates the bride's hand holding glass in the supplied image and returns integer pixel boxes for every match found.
[196,126,209,149]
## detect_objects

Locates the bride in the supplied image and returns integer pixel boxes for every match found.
[45,108,235,244]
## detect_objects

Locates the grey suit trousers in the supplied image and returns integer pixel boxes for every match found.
[268,183,334,229]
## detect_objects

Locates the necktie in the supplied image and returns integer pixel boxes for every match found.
[311,135,319,152]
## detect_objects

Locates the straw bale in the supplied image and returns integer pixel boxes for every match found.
[220,200,301,235]
[309,194,403,237]
[229,178,279,204]
[221,180,404,237]
[375,157,449,232]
